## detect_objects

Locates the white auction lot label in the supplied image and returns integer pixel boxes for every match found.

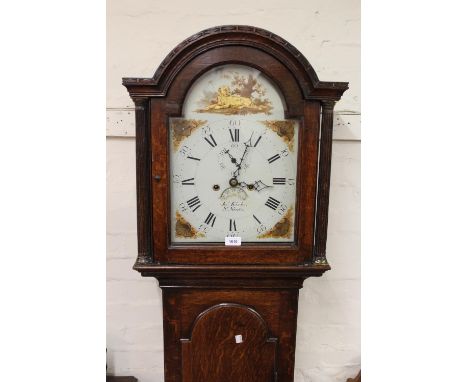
[225,237,242,246]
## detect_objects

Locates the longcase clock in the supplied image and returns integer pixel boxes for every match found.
[123,26,348,382]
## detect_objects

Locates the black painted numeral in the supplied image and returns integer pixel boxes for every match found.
[229,219,237,231]
[204,134,217,147]
[187,196,201,212]
[273,177,286,185]
[253,135,262,147]
[181,178,195,185]
[268,154,281,164]
[187,156,200,161]
[265,197,280,210]
[253,214,262,224]
[246,133,262,148]
[229,129,240,142]
[204,212,216,227]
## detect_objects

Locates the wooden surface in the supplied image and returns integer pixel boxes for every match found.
[136,264,330,287]
[313,100,336,266]
[347,370,361,382]
[106,376,138,382]
[162,287,299,382]
[133,97,152,265]
[123,25,348,101]
[181,303,277,382]
[122,25,348,382]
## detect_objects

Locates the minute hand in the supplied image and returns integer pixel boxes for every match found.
[234,142,250,177]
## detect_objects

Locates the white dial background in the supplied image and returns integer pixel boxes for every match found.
[170,65,299,243]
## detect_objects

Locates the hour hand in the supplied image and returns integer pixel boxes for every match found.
[223,149,238,165]
[234,143,250,177]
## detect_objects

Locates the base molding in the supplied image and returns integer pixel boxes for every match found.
[134,263,330,288]
[106,376,138,382]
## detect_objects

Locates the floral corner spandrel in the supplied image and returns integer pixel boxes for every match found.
[261,120,296,151]
[175,211,205,239]
[258,207,293,239]
[171,119,207,151]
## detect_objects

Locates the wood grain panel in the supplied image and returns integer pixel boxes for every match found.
[181,304,277,382]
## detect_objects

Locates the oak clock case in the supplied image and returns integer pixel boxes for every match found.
[123,26,348,382]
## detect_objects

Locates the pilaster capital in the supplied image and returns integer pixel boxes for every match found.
[321,100,336,111]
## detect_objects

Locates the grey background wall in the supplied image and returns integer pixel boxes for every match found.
[106,1,360,381]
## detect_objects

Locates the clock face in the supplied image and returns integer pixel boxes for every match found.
[170,65,299,243]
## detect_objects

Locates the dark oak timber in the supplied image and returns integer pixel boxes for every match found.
[181,303,277,382]
[347,370,361,382]
[123,25,348,382]
[314,100,336,266]
[133,97,153,265]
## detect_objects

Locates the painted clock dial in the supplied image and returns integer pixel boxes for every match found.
[170,65,299,243]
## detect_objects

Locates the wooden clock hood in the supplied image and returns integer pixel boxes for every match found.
[123,25,348,276]
[123,25,347,101]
